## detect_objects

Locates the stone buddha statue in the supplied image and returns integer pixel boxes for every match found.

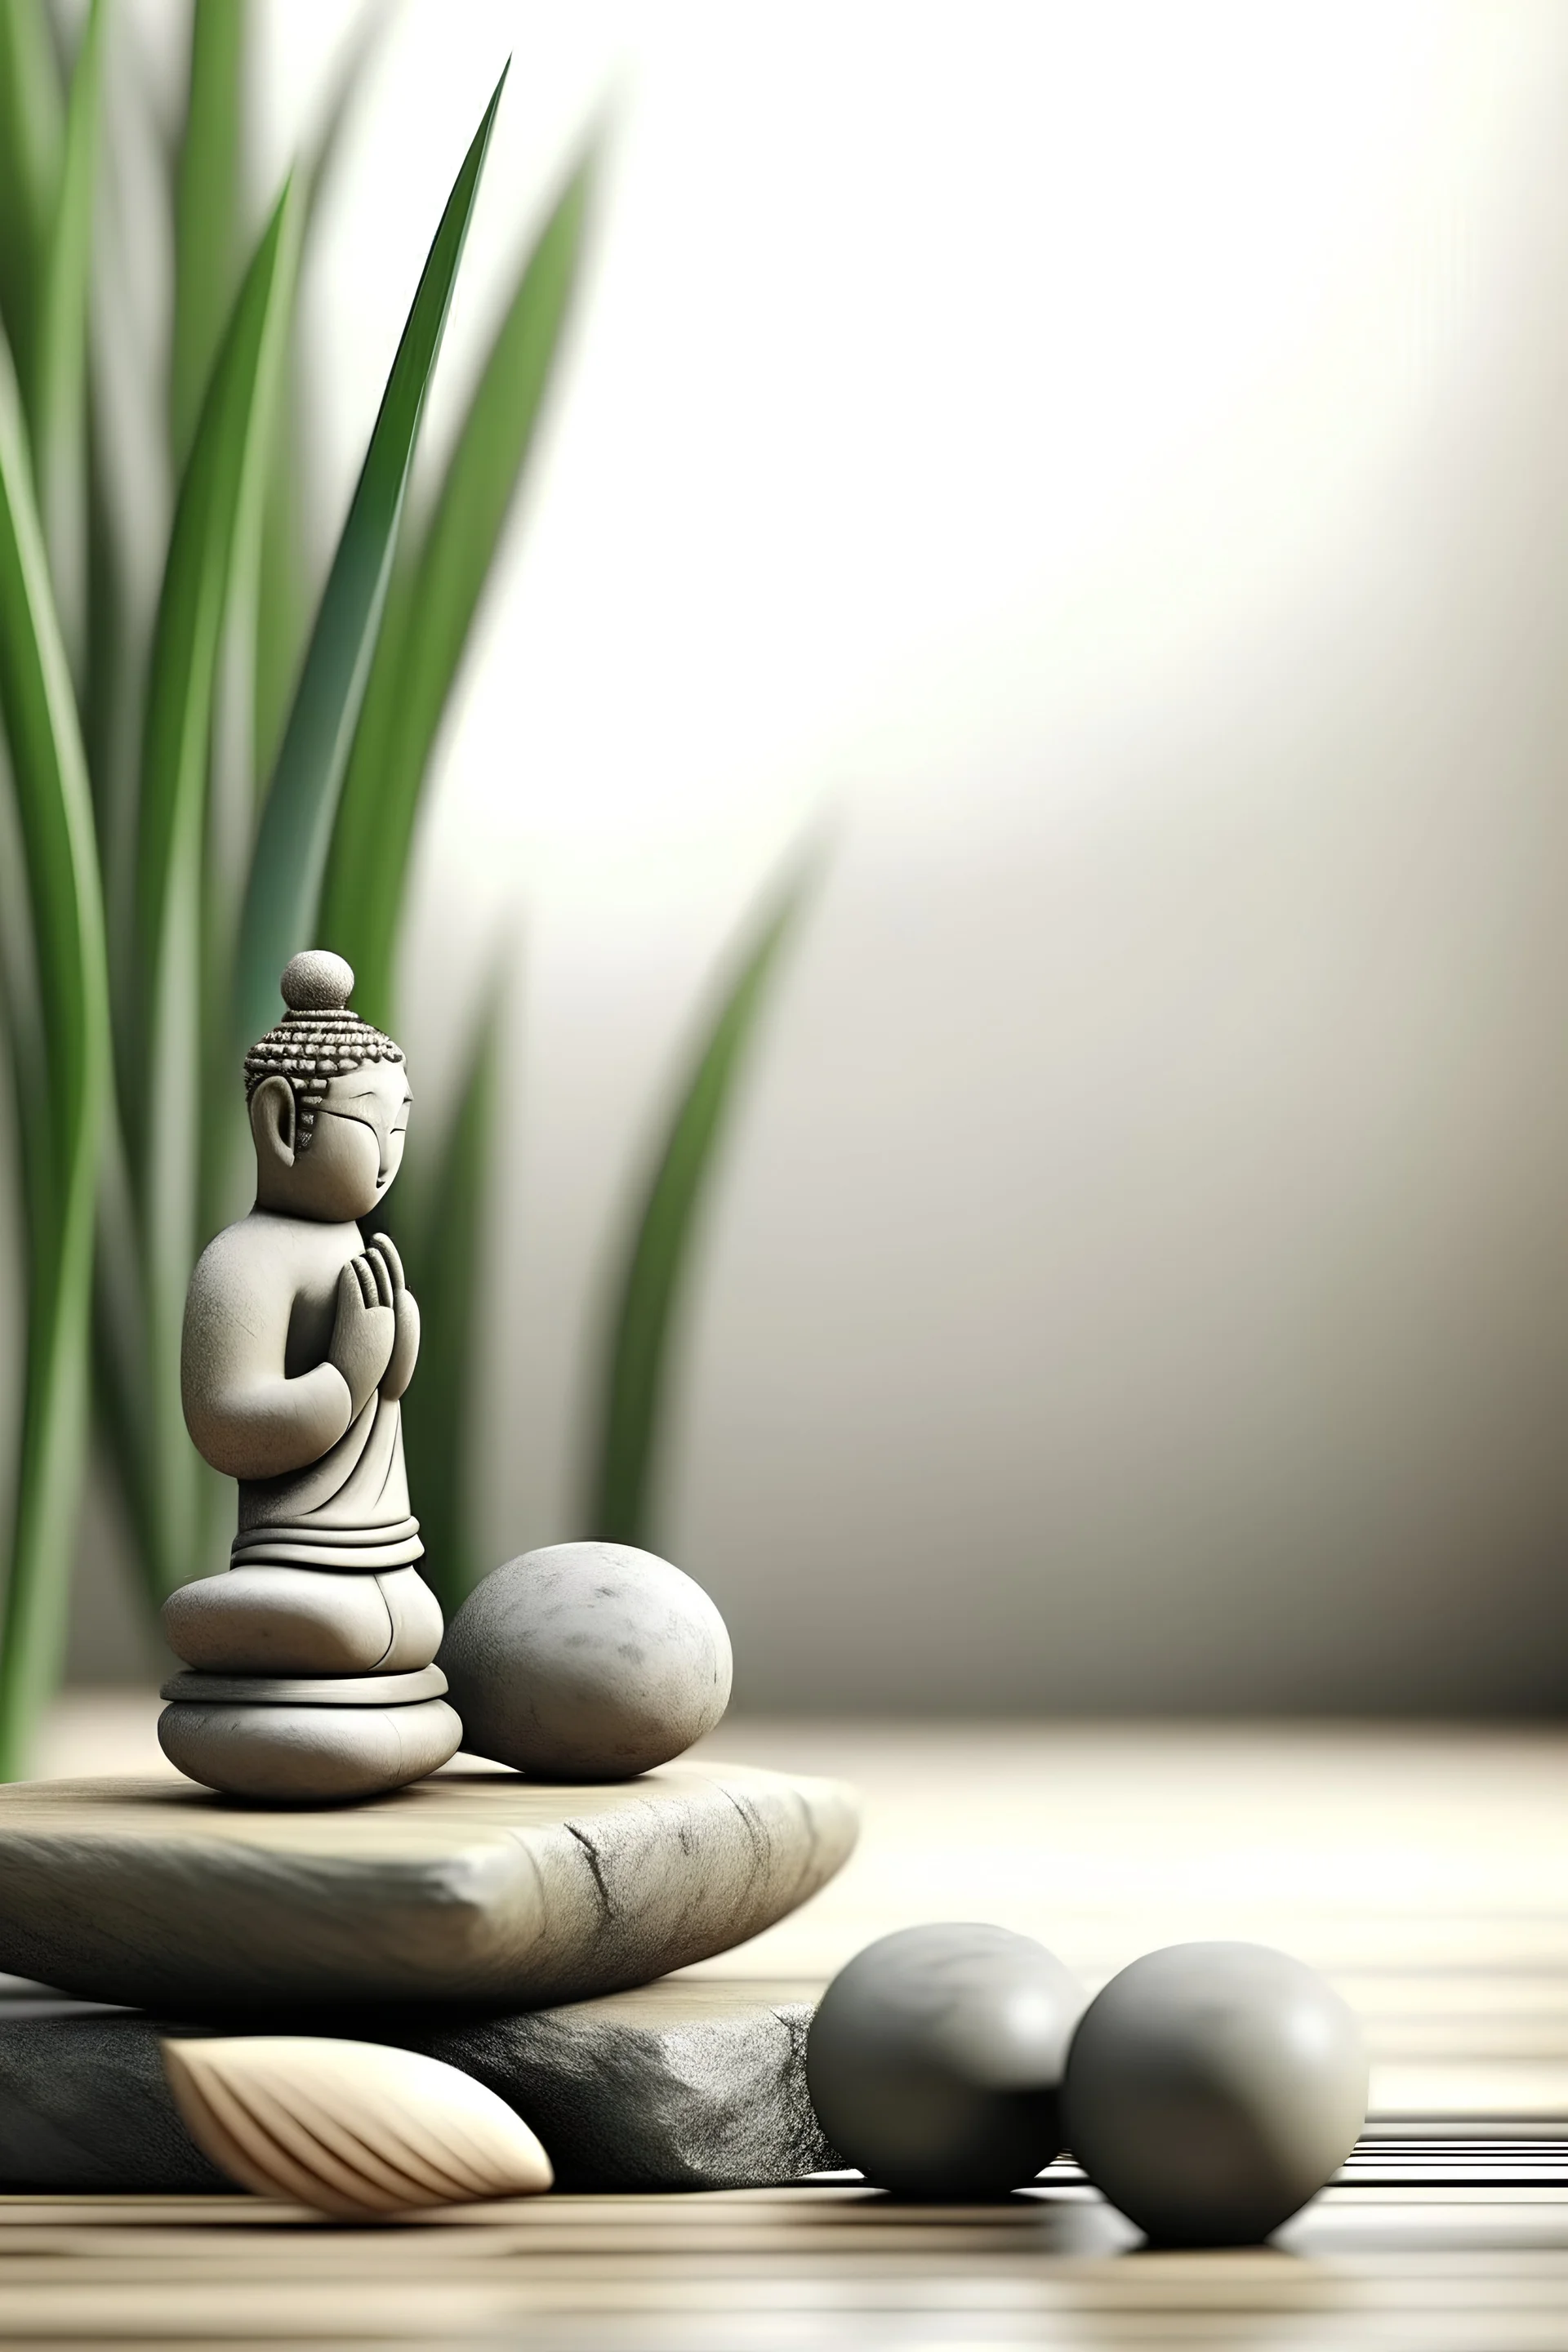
[159,951,462,1802]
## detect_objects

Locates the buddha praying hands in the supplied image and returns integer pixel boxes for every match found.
[159,951,461,1802]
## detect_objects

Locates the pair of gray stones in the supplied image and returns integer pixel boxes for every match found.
[162,1543,733,1800]
[806,1925,1368,2243]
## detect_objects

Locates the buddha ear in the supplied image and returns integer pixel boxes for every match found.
[250,1076,297,1173]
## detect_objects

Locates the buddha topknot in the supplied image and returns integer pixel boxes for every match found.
[243,950,404,1152]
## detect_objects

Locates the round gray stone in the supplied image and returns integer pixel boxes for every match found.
[806,1923,1086,2198]
[438,1543,733,1780]
[1062,1940,1368,2244]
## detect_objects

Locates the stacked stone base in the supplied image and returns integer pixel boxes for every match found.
[160,1558,461,1802]
[0,1761,859,2188]
[0,1979,841,2193]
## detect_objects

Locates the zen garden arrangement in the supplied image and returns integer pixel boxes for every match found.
[0,23,1370,2240]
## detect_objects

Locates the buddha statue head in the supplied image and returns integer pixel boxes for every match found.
[244,951,412,1222]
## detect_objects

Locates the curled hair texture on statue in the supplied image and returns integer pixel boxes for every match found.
[243,951,405,1152]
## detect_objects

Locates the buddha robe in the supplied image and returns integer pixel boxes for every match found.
[232,1392,423,1572]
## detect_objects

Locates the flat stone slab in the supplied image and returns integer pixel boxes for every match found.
[0,1976,841,2192]
[0,1762,858,2011]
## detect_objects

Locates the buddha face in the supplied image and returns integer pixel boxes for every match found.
[251,1061,412,1223]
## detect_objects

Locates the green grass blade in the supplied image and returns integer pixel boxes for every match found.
[0,735,51,1255]
[136,183,300,1121]
[252,396,307,813]
[0,0,62,421]
[396,988,502,1615]
[171,0,247,473]
[587,855,820,1548]
[131,181,298,1601]
[253,3,389,791]
[320,143,595,1031]
[82,21,174,999]
[0,331,110,1775]
[206,20,388,1244]
[235,65,508,1051]
[91,1101,156,1610]
[299,2,392,241]
[33,0,105,679]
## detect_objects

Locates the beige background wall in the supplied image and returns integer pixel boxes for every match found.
[66,0,1568,1708]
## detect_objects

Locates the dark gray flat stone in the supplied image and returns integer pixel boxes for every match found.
[0,1980,840,2193]
[414,1979,838,2190]
[0,1762,858,2010]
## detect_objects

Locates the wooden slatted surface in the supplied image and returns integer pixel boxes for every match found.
[10,1703,1567,2348]
[0,2181,1565,2349]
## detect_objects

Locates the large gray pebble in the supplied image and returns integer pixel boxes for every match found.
[806,1923,1086,2198]
[439,1543,733,1780]
[1062,1940,1368,2244]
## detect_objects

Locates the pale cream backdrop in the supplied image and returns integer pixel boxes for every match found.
[64,0,1568,1708]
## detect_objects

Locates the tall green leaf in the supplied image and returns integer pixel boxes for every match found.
[171,0,247,474]
[253,2,389,791]
[0,0,62,417]
[397,990,502,1614]
[252,399,305,830]
[33,0,105,679]
[128,181,299,1604]
[0,332,109,1775]
[587,857,819,1548]
[235,65,508,1051]
[321,144,595,1032]
[81,11,172,983]
[204,22,389,1254]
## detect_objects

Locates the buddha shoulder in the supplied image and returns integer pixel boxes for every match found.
[186,1214,361,1330]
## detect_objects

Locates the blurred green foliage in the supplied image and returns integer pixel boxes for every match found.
[589,860,818,1548]
[0,2,808,1772]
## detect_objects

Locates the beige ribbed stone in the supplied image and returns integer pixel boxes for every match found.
[162,2036,553,2215]
[163,1566,443,1676]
